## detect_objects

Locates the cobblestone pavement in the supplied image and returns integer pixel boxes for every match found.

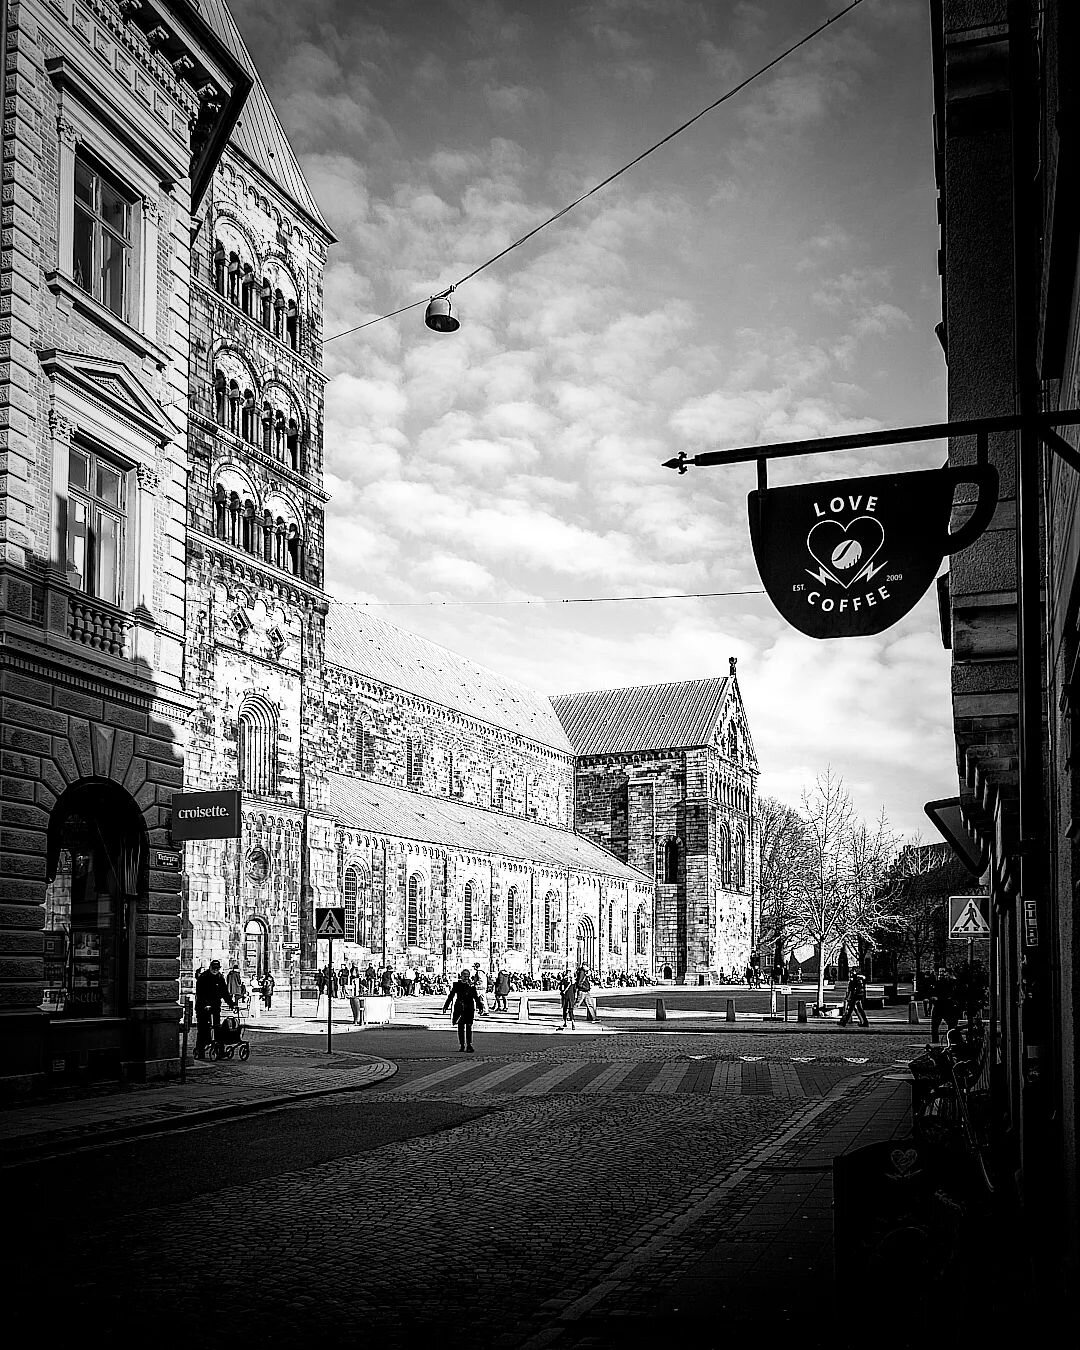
[8,1023,918,1349]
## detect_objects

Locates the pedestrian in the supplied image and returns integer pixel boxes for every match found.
[839,968,869,1028]
[366,962,376,994]
[226,961,246,1008]
[472,962,489,1015]
[315,968,326,998]
[405,962,416,996]
[194,959,237,1058]
[261,971,275,1010]
[930,967,959,1043]
[558,969,576,1030]
[380,965,394,997]
[495,966,510,1012]
[576,965,599,1022]
[339,961,350,996]
[443,967,481,1052]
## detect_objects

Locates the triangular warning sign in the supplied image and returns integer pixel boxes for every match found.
[951,899,990,937]
[315,908,345,938]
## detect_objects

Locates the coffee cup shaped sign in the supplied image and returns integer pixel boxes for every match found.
[748,464,998,639]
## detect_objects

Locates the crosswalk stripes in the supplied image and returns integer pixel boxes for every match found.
[392,1056,839,1099]
[644,1060,691,1094]
[575,1062,638,1094]
[710,1060,741,1094]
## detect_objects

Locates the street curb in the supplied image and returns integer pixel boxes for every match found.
[0,1058,398,1165]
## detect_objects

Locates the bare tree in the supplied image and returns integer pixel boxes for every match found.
[756,795,811,973]
[844,807,902,977]
[796,768,856,1009]
[881,837,955,990]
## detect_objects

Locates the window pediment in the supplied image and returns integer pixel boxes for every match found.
[39,350,174,447]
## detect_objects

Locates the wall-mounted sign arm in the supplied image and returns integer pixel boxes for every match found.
[1039,426,1080,475]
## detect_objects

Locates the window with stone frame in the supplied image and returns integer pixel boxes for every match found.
[507,886,520,949]
[355,725,376,776]
[734,828,746,888]
[635,904,648,956]
[66,444,127,608]
[464,881,475,948]
[661,838,679,884]
[238,696,277,796]
[73,153,134,323]
[719,822,732,887]
[407,874,426,947]
[343,865,358,942]
[407,736,424,790]
[544,890,559,952]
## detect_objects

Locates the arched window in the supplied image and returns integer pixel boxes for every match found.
[662,838,679,884]
[608,899,616,953]
[214,370,226,423]
[719,823,732,888]
[406,736,424,790]
[544,890,559,952]
[213,484,226,539]
[274,411,287,461]
[343,865,358,942]
[241,264,256,317]
[227,250,241,305]
[227,379,241,436]
[273,288,285,340]
[286,299,298,350]
[259,278,272,328]
[286,523,301,576]
[464,880,475,949]
[407,874,426,947]
[734,828,746,888]
[287,418,300,471]
[241,499,256,553]
[241,391,257,444]
[261,403,274,455]
[635,905,648,956]
[262,509,273,562]
[238,695,277,796]
[507,885,519,950]
[227,492,241,548]
[212,240,225,294]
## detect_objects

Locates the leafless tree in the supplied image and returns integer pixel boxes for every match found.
[796,767,857,1009]
[756,795,811,972]
[845,807,903,974]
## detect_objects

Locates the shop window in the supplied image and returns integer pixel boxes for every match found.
[43,782,144,1019]
[66,445,126,608]
[73,153,133,322]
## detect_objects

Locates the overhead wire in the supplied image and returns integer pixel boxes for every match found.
[323,0,866,344]
[341,589,766,608]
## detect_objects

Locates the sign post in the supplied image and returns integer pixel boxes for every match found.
[314,907,346,1055]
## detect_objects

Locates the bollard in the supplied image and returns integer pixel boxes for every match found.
[726,998,736,1022]
[798,999,808,1023]
[908,999,921,1024]
[655,997,667,1021]
[517,995,530,1023]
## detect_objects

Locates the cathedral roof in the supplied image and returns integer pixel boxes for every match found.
[325,773,651,886]
[325,607,575,754]
[197,0,334,238]
[551,677,732,757]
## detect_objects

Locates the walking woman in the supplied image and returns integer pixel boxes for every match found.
[443,967,482,1052]
[558,969,577,1030]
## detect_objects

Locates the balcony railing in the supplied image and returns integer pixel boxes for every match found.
[68,595,131,657]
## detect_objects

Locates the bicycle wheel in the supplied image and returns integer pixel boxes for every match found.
[954,1083,995,1194]
[915,1085,960,1148]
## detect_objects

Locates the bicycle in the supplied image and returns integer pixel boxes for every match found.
[910,1017,993,1194]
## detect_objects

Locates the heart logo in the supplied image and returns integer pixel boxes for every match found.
[807,516,885,590]
[890,1147,920,1176]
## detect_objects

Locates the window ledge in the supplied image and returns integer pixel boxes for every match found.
[45,270,169,370]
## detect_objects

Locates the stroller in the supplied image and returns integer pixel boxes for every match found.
[208,1005,250,1061]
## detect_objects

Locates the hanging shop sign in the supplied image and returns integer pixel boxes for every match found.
[170,789,242,842]
[748,465,998,639]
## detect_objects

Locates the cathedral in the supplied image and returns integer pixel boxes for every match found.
[0,0,759,1091]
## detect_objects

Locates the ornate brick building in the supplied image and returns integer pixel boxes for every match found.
[0,0,248,1087]
[553,659,759,984]
[179,0,336,994]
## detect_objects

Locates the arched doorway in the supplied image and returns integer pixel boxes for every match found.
[244,917,269,982]
[44,779,147,1018]
[575,917,595,973]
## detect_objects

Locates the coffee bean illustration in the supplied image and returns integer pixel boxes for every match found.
[831,538,862,571]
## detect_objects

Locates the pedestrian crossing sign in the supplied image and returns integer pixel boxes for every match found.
[948,895,990,940]
[315,907,346,938]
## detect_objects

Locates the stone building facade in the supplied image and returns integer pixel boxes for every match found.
[553,660,759,984]
[178,0,336,995]
[0,0,248,1087]
[322,609,654,983]
[932,0,1079,1298]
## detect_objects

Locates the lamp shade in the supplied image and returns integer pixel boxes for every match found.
[425,295,459,332]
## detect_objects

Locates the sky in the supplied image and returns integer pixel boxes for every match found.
[230,0,953,842]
